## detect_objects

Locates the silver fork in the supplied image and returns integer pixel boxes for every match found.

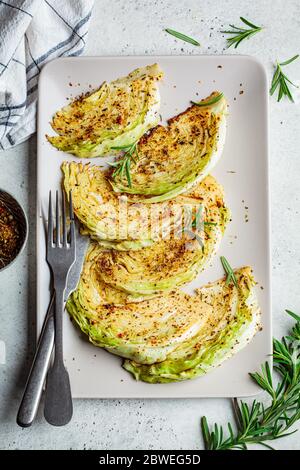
[44,190,75,426]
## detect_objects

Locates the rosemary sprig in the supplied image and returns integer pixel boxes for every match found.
[191,205,203,229]
[220,256,238,288]
[221,17,263,49]
[181,205,204,247]
[270,55,299,102]
[165,28,200,46]
[192,92,224,107]
[110,142,139,188]
[191,212,217,229]
[182,206,217,247]
[201,309,300,450]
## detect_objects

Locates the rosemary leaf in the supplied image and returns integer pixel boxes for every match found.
[192,92,224,107]
[239,16,261,29]
[165,28,200,46]
[286,309,300,323]
[279,55,299,66]
[204,221,217,227]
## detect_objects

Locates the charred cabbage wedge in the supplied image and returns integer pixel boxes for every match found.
[124,267,261,382]
[95,175,229,296]
[47,64,163,158]
[110,92,227,202]
[67,242,212,363]
[66,263,261,377]
[61,161,216,249]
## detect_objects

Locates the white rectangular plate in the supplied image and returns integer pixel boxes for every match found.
[37,56,271,398]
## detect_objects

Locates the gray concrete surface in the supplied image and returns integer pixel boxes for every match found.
[0,0,300,450]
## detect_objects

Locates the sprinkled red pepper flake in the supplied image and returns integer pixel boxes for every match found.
[0,201,20,268]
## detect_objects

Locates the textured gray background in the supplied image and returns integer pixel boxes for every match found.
[0,0,300,450]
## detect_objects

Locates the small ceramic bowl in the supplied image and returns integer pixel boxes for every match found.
[0,189,28,272]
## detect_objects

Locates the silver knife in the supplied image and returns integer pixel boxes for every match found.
[17,229,89,427]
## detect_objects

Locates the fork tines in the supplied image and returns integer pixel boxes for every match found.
[47,190,75,249]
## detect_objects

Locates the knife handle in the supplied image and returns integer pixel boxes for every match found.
[17,294,55,427]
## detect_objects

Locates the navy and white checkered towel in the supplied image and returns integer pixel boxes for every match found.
[0,0,94,150]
